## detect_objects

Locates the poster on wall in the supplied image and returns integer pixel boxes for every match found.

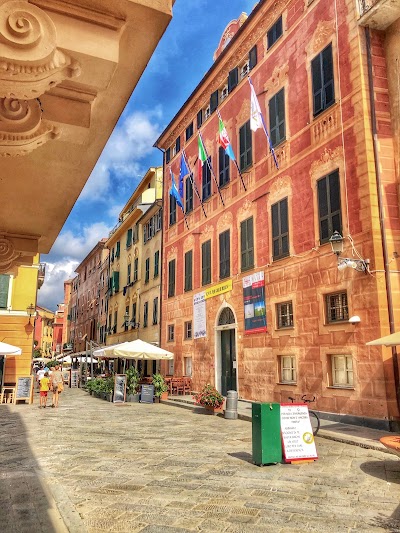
[243,271,267,334]
[193,291,206,339]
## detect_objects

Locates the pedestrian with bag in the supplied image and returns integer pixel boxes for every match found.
[50,365,63,408]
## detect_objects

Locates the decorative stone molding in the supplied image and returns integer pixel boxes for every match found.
[167,245,177,259]
[202,225,214,238]
[0,97,59,156]
[0,0,81,99]
[268,175,292,204]
[237,99,250,126]
[263,63,289,94]
[269,142,289,173]
[306,20,335,57]
[183,234,194,250]
[309,146,343,179]
[238,198,253,218]
[311,105,339,145]
[0,235,20,272]
[218,211,233,228]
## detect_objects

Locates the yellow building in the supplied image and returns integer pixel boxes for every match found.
[35,306,55,359]
[106,167,163,374]
[0,256,41,390]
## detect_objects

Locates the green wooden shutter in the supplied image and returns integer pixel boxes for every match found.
[0,275,10,308]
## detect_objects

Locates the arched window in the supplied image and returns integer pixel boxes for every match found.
[218,307,235,326]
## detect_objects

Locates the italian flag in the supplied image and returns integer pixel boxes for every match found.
[198,133,207,178]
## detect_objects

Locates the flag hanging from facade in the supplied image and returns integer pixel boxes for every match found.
[218,115,236,161]
[179,154,189,198]
[248,76,279,169]
[198,133,207,166]
[169,168,184,211]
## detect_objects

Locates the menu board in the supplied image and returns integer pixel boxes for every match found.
[280,404,318,462]
[140,384,154,404]
[113,374,127,403]
[70,370,79,388]
[16,376,33,402]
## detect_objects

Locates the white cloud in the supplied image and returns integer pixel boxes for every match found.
[37,259,79,312]
[50,222,111,261]
[80,107,163,202]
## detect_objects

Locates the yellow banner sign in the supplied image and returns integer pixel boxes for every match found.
[205,279,233,300]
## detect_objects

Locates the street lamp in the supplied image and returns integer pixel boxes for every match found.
[26,303,35,324]
[328,231,369,273]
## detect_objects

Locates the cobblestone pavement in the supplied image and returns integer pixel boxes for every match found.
[0,388,399,533]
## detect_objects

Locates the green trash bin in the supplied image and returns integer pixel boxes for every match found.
[252,402,282,465]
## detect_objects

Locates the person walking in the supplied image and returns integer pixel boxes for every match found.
[50,365,63,408]
[36,366,45,390]
[39,371,50,408]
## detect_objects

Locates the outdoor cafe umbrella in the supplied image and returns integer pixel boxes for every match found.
[94,339,174,360]
[32,357,51,363]
[366,331,400,347]
[0,341,22,355]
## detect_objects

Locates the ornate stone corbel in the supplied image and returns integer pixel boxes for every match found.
[0,235,20,272]
[0,97,59,156]
[0,0,81,99]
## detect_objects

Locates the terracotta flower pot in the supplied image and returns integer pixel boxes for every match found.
[204,404,224,415]
[160,391,168,401]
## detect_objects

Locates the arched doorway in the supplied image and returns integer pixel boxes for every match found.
[216,307,237,396]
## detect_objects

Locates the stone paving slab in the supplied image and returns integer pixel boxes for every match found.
[0,388,399,532]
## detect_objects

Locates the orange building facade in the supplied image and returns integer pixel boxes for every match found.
[156,0,400,429]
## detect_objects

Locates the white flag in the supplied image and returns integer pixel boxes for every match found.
[249,80,263,132]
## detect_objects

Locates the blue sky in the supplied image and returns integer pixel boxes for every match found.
[38,0,257,311]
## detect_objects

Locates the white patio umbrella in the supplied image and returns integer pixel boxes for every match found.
[58,355,98,364]
[32,357,51,363]
[0,341,22,356]
[366,332,400,346]
[96,339,173,360]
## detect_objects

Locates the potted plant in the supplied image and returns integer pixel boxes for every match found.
[103,376,114,402]
[152,373,168,401]
[126,367,140,402]
[193,384,225,414]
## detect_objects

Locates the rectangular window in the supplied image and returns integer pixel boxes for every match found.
[124,305,129,331]
[228,67,238,93]
[185,122,194,141]
[166,148,171,164]
[267,15,283,49]
[154,250,160,278]
[317,170,341,243]
[219,146,230,187]
[184,356,193,377]
[219,230,230,280]
[202,157,212,201]
[210,90,219,114]
[312,43,335,116]
[131,302,137,328]
[272,197,289,260]
[197,109,203,129]
[279,355,296,383]
[145,258,150,283]
[326,292,349,323]
[331,354,353,387]
[169,194,177,226]
[269,88,285,147]
[249,45,257,70]
[175,136,181,154]
[127,263,131,285]
[168,259,176,298]
[133,258,138,282]
[153,297,158,325]
[276,301,293,328]
[168,324,175,342]
[184,250,193,292]
[113,310,118,332]
[0,275,10,309]
[126,228,132,248]
[202,240,211,286]
[240,217,254,271]
[184,321,192,340]
[239,120,252,171]
[112,271,119,293]
[143,302,148,328]
[115,241,120,258]
[185,176,193,213]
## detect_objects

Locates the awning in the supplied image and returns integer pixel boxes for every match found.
[94,339,174,360]
[0,341,22,356]
[366,332,400,346]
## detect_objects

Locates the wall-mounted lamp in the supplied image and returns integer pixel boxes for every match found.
[349,315,361,325]
[123,311,130,328]
[26,303,35,324]
[328,231,369,273]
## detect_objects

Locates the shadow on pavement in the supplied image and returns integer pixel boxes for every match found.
[0,405,62,532]
[228,451,254,464]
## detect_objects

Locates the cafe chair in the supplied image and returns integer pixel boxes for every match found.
[0,386,16,405]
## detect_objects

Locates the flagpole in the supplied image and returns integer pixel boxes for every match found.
[216,109,247,192]
[183,150,207,218]
[248,76,279,170]
[199,130,225,207]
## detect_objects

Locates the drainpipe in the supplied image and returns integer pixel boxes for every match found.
[365,27,400,415]
[155,145,166,372]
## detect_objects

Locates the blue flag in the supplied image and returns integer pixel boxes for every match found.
[179,154,189,198]
[169,168,184,211]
